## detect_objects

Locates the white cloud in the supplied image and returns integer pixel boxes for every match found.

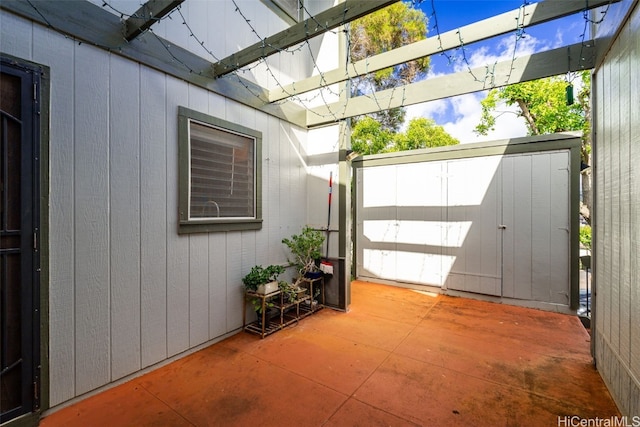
[404,33,548,143]
[443,94,528,144]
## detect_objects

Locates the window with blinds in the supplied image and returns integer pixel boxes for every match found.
[189,121,255,220]
[178,107,262,234]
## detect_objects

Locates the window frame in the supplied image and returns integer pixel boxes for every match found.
[178,106,262,234]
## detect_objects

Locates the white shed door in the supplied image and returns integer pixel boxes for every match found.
[501,151,571,305]
[443,156,502,296]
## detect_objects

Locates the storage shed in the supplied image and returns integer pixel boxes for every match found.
[355,133,580,312]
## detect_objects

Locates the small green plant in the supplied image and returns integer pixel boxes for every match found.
[242,264,285,291]
[282,226,325,278]
[278,280,306,303]
[579,224,591,249]
[249,297,274,314]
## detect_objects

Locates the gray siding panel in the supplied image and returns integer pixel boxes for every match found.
[226,233,244,331]
[109,55,142,381]
[630,5,640,385]
[33,27,77,406]
[165,77,190,358]
[594,2,640,417]
[618,21,632,370]
[189,235,210,347]
[140,66,168,368]
[74,44,111,395]
[208,233,228,338]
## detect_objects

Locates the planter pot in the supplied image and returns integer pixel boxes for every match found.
[256,280,279,294]
[304,271,323,279]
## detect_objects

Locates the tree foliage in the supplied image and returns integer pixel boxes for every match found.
[350,2,430,132]
[475,75,587,137]
[474,71,593,223]
[351,116,459,155]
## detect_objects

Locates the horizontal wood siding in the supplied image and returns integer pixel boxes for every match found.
[593,2,640,417]
[1,9,311,407]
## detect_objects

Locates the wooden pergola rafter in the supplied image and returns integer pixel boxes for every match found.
[124,0,185,41]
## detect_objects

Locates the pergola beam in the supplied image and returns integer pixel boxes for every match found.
[270,0,618,102]
[211,0,399,78]
[125,0,185,41]
[306,41,595,127]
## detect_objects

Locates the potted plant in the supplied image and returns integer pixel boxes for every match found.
[242,264,285,294]
[242,264,285,327]
[278,280,307,304]
[282,226,325,285]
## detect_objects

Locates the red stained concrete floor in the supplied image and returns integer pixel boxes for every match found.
[40,281,619,426]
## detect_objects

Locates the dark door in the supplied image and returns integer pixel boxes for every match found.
[1,57,41,423]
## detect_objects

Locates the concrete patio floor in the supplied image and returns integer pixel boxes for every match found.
[40,281,619,426]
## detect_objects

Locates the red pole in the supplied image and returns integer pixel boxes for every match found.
[325,171,332,258]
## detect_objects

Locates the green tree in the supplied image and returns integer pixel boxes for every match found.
[394,118,459,151]
[350,2,430,132]
[350,116,394,155]
[475,71,592,223]
[351,116,459,155]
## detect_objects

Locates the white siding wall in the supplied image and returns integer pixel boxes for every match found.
[1,9,311,407]
[593,2,640,417]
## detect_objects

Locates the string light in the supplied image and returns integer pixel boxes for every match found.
[24,0,614,124]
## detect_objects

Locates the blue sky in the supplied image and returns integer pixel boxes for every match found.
[403,0,587,143]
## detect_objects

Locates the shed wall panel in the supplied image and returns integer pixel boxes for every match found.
[109,55,142,381]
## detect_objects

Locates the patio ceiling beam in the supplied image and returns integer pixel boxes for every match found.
[269,0,618,103]
[306,41,595,127]
[211,0,399,78]
[124,0,185,41]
